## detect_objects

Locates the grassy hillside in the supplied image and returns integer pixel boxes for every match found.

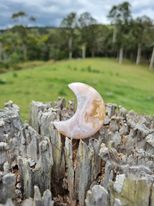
[0,58,154,119]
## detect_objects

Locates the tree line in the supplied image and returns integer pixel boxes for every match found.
[0,1,154,72]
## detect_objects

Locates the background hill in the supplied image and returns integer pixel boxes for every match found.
[0,58,154,119]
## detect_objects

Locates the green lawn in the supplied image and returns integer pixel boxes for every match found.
[0,58,154,120]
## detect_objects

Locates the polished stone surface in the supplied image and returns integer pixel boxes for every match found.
[53,82,105,139]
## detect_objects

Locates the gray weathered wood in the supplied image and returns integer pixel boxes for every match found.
[0,99,154,205]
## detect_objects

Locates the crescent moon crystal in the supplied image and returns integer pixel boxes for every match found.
[53,82,105,139]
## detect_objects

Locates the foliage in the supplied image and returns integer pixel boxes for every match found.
[0,1,154,70]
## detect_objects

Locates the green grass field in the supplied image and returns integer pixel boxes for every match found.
[0,58,154,119]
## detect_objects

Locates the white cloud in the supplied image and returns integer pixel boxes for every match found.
[0,0,154,28]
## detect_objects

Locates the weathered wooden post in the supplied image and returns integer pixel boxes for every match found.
[0,100,154,206]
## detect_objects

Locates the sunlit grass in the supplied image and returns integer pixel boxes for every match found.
[0,58,154,120]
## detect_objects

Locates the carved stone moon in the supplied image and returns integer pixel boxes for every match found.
[53,82,105,139]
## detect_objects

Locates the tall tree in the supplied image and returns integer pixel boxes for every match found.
[29,16,36,22]
[149,29,154,70]
[78,12,97,58]
[130,16,153,64]
[11,11,30,61]
[149,46,154,70]
[108,1,132,63]
[11,11,27,25]
[60,12,78,59]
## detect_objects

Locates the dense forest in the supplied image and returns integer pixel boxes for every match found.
[0,1,154,72]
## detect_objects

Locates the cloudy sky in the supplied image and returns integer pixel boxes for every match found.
[0,0,154,29]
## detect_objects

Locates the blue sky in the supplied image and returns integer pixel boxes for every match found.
[0,0,154,29]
